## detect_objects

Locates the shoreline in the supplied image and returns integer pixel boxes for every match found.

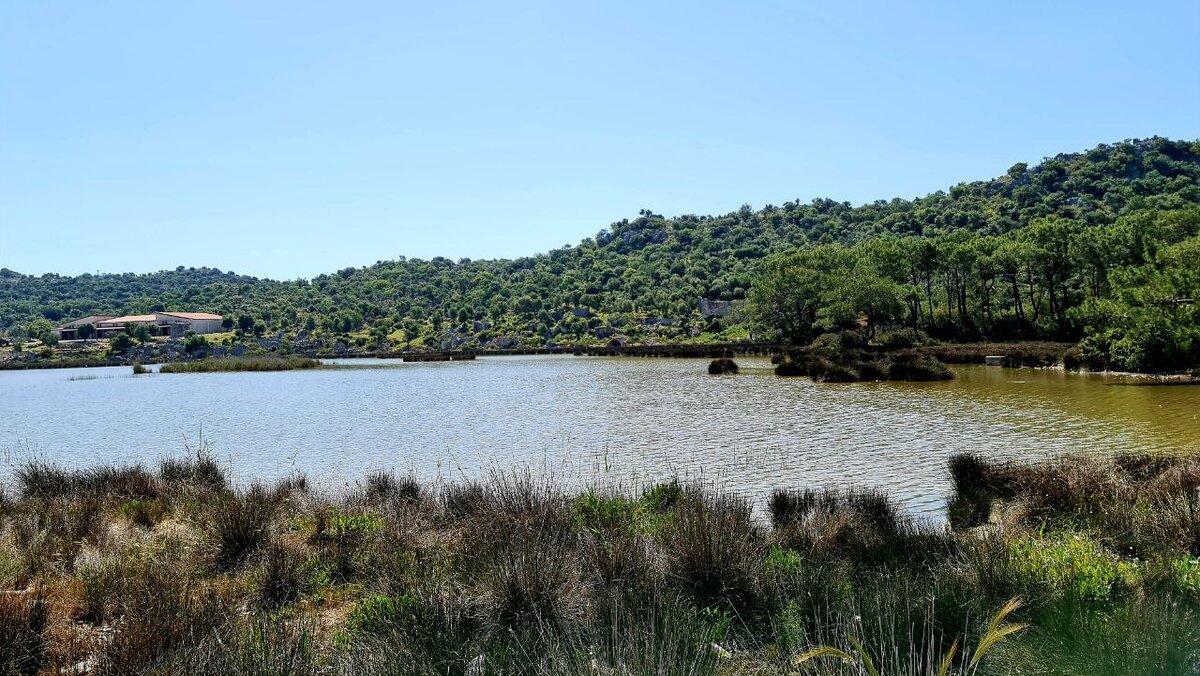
[3,340,1198,381]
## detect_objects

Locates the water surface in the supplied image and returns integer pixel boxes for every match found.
[2,356,1197,513]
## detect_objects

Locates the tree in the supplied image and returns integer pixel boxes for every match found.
[126,323,154,344]
[183,331,207,354]
[819,264,905,340]
[25,318,57,346]
[746,254,824,343]
[77,323,97,340]
[110,333,134,353]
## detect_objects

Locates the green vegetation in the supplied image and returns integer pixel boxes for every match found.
[158,357,320,373]
[2,450,1200,673]
[748,207,1200,372]
[0,138,1196,363]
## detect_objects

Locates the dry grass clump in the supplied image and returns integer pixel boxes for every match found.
[205,483,286,570]
[159,450,227,493]
[664,490,764,613]
[4,452,1200,672]
[0,592,46,675]
[945,452,1200,557]
[16,461,157,501]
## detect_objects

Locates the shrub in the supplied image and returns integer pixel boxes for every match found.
[207,485,280,570]
[707,358,738,375]
[1007,533,1137,603]
[0,593,46,675]
[159,618,321,676]
[257,542,310,610]
[885,354,953,381]
[15,461,158,501]
[875,330,917,349]
[365,471,422,503]
[487,534,584,631]
[160,451,227,493]
[338,590,485,671]
[664,491,763,612]
[642,479,683,512]
[774,359,807,376]
[117,498,166,528]
[93,568,227,676]
[159,357,319,373]
[441,482,487,518]
[806,356,861,382]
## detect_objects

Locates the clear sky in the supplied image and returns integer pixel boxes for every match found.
[2,1,1198,280]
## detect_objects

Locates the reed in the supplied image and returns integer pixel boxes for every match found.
[158,357,320,373]
[0,451,1196,673]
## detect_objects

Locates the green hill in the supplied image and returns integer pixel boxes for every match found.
[3,137,1198,363]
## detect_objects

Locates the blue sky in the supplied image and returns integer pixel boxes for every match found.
[2,1,1198,280]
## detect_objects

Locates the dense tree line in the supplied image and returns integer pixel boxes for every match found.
[747,208,1200,371]
[1,138,1197,355]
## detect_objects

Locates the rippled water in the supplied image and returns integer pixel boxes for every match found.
[1,356,1197,513]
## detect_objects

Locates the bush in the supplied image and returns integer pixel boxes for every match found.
[885,354,953,381]
[876,330,917,349]
[0,593,46,675]
[774,359,807,377]
[117,498,166,528]
[806,356,861,382]
[93,568,227,676]
[207,485,281,570]
[160,451,227,492]
[1008,534,1137,603]
[159,618,321,676]
[15,461,157,501]
[257,542,310,610]
[664,491,763,612]
[707,358,738,374]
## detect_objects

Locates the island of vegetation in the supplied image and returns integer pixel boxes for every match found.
[1,137,1198,375]
[156,357,320,374]
[1,449,1198,673]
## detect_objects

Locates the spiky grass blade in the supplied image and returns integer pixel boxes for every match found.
[846,635,880,676]
[937,639,959,676]
[794,645,855,665]
[969,598,1027,671]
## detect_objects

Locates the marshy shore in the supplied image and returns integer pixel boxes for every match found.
[2,450,1200,674]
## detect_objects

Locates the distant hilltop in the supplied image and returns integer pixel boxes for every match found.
[1,137,1197,356]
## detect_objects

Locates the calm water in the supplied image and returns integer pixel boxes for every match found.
[1,356,1197,513]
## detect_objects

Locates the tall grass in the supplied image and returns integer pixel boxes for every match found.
[0,452,1197,673]
[159,357,319,373]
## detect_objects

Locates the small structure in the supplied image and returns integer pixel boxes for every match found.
[56,312,224,341]
[698,298,735,318]
[53,315,115,340]
[984,355,1005,367]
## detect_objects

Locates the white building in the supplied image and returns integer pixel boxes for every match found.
[56,312,224,340]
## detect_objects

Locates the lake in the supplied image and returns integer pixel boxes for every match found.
[1,356,1197,513]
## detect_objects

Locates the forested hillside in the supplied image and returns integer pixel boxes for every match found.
[3,137,1198,360]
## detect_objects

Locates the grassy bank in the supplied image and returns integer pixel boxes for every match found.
[2,451,1200,674]
[158,357,320,373]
